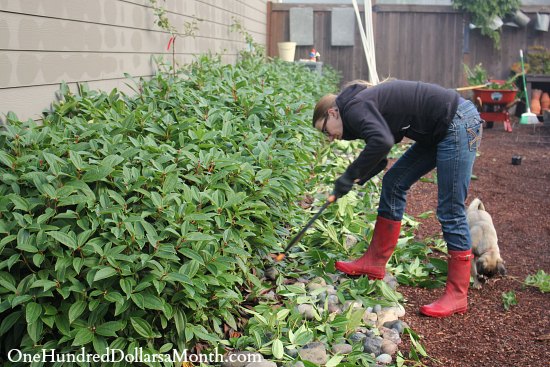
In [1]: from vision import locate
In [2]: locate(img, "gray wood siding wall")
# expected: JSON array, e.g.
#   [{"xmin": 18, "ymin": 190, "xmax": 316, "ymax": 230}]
[
  {"xmin": 0, "ymin": 0, "xmax": 267, "ymax": 123},
  {"xmin": 268, "ymin": 3, "xmax": 550, "ymax": 89}
]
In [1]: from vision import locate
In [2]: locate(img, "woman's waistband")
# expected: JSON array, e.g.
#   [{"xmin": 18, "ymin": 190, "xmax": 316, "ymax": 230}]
[{"xmin": 455, "ymin": 98, "xmax": 478, "ymax": 118}]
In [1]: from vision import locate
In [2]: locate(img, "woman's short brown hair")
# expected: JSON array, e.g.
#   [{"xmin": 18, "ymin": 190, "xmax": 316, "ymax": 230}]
[{"xmin": 312, "ymin": 94, "xmax": 337, "ymax": 127}]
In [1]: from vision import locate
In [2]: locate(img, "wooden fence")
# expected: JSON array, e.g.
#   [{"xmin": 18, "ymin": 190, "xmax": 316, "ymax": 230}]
[{"xmin": 267, "ymin": 3, "xmax": 550, "ymax": 89}]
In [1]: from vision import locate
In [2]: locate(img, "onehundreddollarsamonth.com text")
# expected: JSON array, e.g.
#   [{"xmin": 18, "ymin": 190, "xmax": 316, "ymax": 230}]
[{"xmin": 7, "ymin": 347, "xmax": 263, "ymax": 364}]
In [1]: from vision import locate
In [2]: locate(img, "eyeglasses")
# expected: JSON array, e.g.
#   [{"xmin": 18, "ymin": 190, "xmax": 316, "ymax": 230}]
[
  {"xmin": 321, "ymin": 112, "xmax": 329, "ymax": 136},
  {"xmin": 321, "ymin": 108, "xmax": 337, "ymax": 136}
]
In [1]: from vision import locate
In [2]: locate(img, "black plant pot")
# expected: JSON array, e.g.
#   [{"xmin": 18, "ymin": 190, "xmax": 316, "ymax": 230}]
[{"xmin": 515, "ymin": 100, "xmax": 526, "ymax": 117}]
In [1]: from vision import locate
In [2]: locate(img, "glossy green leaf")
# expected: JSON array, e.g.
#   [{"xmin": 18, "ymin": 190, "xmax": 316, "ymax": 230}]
[
  {"xmin": 96, "ymin": 321, "xmax": 125, "ymax": 337},
  {"xmin": 69, "ymin": 301, "xmax": 87, "ymax": 324},
  {"xmin": 272, "ymin": 339, "xmax": 284, "ymax": 359},
  {"xmin": 131, "ymin": 317, "xmax": 154, "ymax": 338},
  {"xmin": 25, "ymin": 302, "xmax": 42, "ymax": 324},
  {"xmin": 93, "ymin": 267, "xmax": 118, "ymax": 282},
  {"xmin": 72, "ymin": 327, "xmax": 94, "ymax": 346},
  {"xmin": 46, "ymin": 231, "xmax": 77, "ymax": 249}
]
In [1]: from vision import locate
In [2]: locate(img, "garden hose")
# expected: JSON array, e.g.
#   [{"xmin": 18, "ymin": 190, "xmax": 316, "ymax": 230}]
[{"xmin": 274, "ymin": 194, "xmax": 337, "ymax": 261}]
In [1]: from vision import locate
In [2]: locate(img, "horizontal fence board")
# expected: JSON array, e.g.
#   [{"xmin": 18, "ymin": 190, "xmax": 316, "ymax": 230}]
[
  {"xmin": 373, "ymin": 4, "xmax": 460, "ymax": 13},
  {"xmin": 271, "ymin": 3, "xmax": 365, "ymax": 12},
  {"xmin": 373, "ymin": 4, "xmax": 550, "ymax": 13}
]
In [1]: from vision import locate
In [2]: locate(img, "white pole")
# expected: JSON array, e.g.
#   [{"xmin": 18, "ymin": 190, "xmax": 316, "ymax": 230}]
[
  {"xmin": 352, "ymin": 0, "xmax": 379, "ymax": 84},
  {"xmin": 364, "ymin": 0, "xmax": 378, "ymax": 83}
]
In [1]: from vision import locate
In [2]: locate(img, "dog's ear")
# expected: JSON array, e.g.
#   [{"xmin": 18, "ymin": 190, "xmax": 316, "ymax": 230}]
[
  {"xmin": 476, "ymin": 260, "xmax": 484, "ymax": 275},
  {"xmin": 497, "ymin": 260, "xmax": 507, "ymax": 276}
]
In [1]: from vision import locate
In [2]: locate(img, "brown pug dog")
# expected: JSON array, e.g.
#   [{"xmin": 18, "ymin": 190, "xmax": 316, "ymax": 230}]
[{"xmin": 467, "ymin": 198, "xmax": 507, "ymax": 289}]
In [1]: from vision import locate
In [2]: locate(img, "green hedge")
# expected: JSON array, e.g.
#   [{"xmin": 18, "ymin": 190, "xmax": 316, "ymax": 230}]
[{"xmin": 0, "ymin": 53, "xmax": 340, "ymax": 365}]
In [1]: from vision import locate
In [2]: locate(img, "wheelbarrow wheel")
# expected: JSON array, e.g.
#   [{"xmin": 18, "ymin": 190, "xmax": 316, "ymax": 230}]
[{"xmin": 485, "ymin": 121, "xmax": 494, "ymax": 129}]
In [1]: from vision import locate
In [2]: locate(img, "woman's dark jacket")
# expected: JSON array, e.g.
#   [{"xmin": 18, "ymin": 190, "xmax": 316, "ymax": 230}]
[{"xmin": 336, "ymin": 80, "xmax": 460, "ymax": 183}]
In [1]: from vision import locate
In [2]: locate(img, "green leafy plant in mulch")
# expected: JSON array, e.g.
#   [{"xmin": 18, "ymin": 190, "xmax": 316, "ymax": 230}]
[
  {"xmin": 524, "ymin": 270, "xmax": 550, "ymax": 293},
  {"xmin": 396, "ymin": 328, "xmax": 434, "ymax": 367},
  {"xmin": 501, "ymin": 291, "xmax": 518, "ymax": 311}
]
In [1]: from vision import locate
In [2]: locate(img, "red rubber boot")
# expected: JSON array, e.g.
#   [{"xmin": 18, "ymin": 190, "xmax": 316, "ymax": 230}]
[
  {"xmin": 419, "ymin": 249, "xmax": 472, "ymax": 318},
  {"xmin": 335, "ymin": 216, "xmax": 401, "ymax": 279}
]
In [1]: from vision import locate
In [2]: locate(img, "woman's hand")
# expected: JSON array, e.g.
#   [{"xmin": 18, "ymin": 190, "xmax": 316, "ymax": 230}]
[{"xmin": 333, "ymin": 173, "xmax": 354, "ymax": 198}]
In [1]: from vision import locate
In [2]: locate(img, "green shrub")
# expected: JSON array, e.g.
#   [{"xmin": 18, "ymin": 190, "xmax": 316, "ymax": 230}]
[
  {"xmin": 0, "ymin": 53, "xmax": 340, "ymax": 364},
  {"xmin": 525, "ymin": 269, "xmax": 550, "ymax": 293},
  {"xmin": 502, "ymin": 291, "xmax": 518, "ymax": 311}
]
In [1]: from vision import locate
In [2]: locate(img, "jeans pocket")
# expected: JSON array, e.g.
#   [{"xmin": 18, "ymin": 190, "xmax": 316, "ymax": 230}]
[{"xmin": 465, "ymin": 119, "xmax": 482, "ymax": 151}]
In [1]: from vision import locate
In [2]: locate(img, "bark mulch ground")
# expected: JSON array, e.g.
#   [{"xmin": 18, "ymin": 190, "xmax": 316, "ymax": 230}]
[{"xmin": 399, "ymin": 120, "xmax": 550, "ymax": 367}]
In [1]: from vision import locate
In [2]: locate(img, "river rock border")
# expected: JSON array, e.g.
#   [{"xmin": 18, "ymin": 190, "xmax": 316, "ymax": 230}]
[{"xmin": 223, "ymin": 272, "xmax": 408, "ymax": 367}]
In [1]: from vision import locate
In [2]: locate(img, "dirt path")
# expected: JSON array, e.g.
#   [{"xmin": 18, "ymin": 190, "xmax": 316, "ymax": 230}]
[{"xmin": 399, "ymin": 121, "xmax": 550, "ymax": 367}]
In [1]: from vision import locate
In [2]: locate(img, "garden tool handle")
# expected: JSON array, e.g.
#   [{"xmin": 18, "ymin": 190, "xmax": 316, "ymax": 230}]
[
  {"xmin": 274, "ymin": 195, "xmax": 336, "ymax": 262},
  {"xmin": 456, "ymin": 83, "xmax": 490, "ymax": 91}
]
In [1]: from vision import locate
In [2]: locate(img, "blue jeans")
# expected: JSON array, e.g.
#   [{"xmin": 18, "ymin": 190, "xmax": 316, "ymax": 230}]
[{"xmin": 378, "ymin": 100, "xmax": 482, "ymax": 251}]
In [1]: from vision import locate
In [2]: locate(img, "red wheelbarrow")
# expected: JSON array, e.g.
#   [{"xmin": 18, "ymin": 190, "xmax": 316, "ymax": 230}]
[{"xmin": 473, "ymin": 80, "xmax": 519, "ymax": 132}]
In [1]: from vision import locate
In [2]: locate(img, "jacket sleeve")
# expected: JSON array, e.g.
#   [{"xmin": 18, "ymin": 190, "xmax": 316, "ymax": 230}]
[
  {"xmin": 342, "ymin": 100, "xmax": 394, "ymax": 182},
  {"xmin": 356, "ymin": 158, "xmax": 388, "ymax": 185}
]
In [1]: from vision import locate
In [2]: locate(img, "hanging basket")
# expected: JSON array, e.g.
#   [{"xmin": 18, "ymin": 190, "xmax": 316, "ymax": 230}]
[
  {"xmin": 513, "ymin": 10, "xmax": 531, "ymax": 27},
  {"xmin": 488, "ymin": 15, "xmax": 503, "ymax": 30},
  {"xmin": 535, "ymin": 13, "xmax": 550, "ymax": 32}
]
